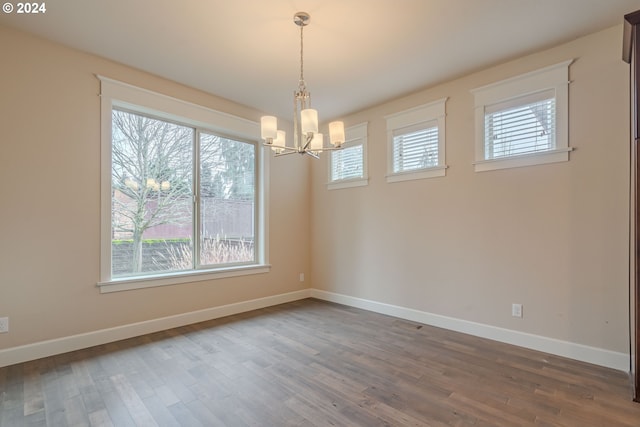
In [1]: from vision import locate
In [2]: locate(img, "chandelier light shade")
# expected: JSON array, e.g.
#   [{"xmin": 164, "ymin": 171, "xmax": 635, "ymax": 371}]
[
  {"xmin": 272, "ymin": 130, "xmax": 286, "ymax": 154},
  {"xmin": 329, "ymin": 121, "xmax": 345, "ymax": 146},
  {"xmin": 301, "ymin": 109, "xmax": 318, "ymax": 135},
  {"xmin": 260, "ymin": 12, "xmax": 345, "ymax": 158},
  {"xmin": 260, "ymin": 116, "xmax": 277, "ymax": 140}
]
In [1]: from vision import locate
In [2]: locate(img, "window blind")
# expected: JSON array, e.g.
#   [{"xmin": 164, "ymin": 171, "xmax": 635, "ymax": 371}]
[
  {"xmin": 331, "ymin": 144, "xmax": 363, "ymax": 181},
  {"xmin": 392, "ymin": 124, "xmax": 438, "ymax": 173},
  {"xmin": 485, "ymin": 91, "xmax": 556, "ymax": 160}
]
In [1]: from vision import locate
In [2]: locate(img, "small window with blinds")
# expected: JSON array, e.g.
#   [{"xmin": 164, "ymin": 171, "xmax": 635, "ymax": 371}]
[
  {"xmin": 393, "ymin": 123, "xmax": 439, "ymax": 173},
  {"xmin": 485, "ymin": 90, "xmax": 555, "ymax": 160},
  {"xmin": 327, "ymin": 122, "xmax": 368, "ymax": 190},
  {"xmin": 385, "ymin": 98, "xmax": 447, "ymax": 183},
  {"xmin": 331, "ymin": 145, "xmax": 363, "ymax": 181},
  {"xmin": 471, "ymin": 60, "xmax": 572, "ymax": 172}
]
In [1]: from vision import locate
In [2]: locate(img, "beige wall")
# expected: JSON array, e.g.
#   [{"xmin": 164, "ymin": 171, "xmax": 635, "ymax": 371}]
[
  {"xmin": 0, "ymin": 22, "xmax": 631, "ymax": 358},
  {"xmin": 0, "ymin": 25, "xmax": 310, "ymax": 349},
  {"xmin": 311, "ymin": 25, "xmax": 631, "ymax": 353}
]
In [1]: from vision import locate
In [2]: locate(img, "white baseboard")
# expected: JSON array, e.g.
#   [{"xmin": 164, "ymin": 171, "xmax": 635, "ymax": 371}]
[
  {"xmin": 310, "ymin": 289, "xmax": 630, "ymax": 372},
  {"xmin": 0, "ymin": 289, "xmax": 311, "ymax": 368},
  {"xmin": 1, "ymin": 287, "xmax": 629, "ymax": 372}
]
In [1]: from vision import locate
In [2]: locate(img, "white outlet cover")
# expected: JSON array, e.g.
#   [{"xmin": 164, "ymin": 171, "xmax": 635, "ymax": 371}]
[
  {"xmin": 512, "ymin": 304, "xmax": 523, "ymax": 318},
  {"xmin": 0, "ymin": 317, "xmax": 8, "ymax": 333}
]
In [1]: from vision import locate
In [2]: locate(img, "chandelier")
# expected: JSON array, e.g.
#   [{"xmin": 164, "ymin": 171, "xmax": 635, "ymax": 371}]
[{"xmin": 260, "ymin": 12, "xmax": 345, "ymax": 159}]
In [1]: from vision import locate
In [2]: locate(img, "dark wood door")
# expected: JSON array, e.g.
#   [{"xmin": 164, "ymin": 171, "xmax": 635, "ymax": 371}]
[{"xmin": 623, "ymin": 9, "xmax": 640, "ymax": 403}]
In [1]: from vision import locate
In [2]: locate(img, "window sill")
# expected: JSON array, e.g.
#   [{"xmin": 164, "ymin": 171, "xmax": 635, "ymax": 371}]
[
  {"xmin": 474, "ymin": 147, "xmax": 573, "ymax": 172},
  {"xmin": 386, "ymin": 165, "xmax": 447, "ymax": 183},
  {"xmin": 327, "ymin": 177, "xmax": 369, "ymax": 191},
  {"xmin": 97, "ymin": 264, "xmax": 271, "ymax": 293}
]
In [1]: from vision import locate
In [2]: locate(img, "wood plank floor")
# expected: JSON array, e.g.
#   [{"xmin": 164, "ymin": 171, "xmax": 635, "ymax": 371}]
[{"xmin": 1, "ymin": 298, "xmax": 639, "ymax": 426}]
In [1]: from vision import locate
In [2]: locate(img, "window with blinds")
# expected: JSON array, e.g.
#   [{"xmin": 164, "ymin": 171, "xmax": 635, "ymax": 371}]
[
  {"xmin": 485, "ymin": 91, "xmax": 555, "ymax": 160},
  {"xmin": 393, "ymin": 123, "xmax": 439, "ymax": 173},
  {"xmin": 331, "ymin": 144, "xmax": 363, "ymax": 181},
  {"xmin": 471, "ymin": 60, "xmax": 572, "ymax": 172},
  {"xmin": 385, "ymin": 98, "xmax": 447, "ymax": 182},
  {"xmin": 327, "ymin": 122, "xmax": 368, "ymax": 190}
]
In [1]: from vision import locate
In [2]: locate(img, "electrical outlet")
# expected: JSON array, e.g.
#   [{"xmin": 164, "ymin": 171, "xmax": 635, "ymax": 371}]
[
  {"xmin": 299, "ymin": 273, "xmax": 305, "ymax": 282},
  {"xmin": 512, "ymin": 304, "xmax": 523, "ymax": 318},
  {"xmin": 0, "ymin": 317, "xmax": 8, "ymax": 333}
]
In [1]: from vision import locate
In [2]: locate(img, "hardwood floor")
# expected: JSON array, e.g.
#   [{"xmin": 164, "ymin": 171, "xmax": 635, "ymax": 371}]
[{"xmin": 1, "ymin": 298, "xmax": 639, "ymax": 426}]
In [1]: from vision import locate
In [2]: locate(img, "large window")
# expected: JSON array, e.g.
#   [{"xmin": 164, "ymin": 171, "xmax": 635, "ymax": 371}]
[
  {"xmin": 99, "ymin": 77, "xmax": 268, "ymax": 292},
  {"xmin": 385, "ymin": 98, "xmax": 447, "ymax": 183},
  {"xmin": 471, "ymin": 60, "xmax": 573, "ymax": 172},
  {"xmin": 327, "ymin": 123, "xmax": 368, "ymax": 190}
]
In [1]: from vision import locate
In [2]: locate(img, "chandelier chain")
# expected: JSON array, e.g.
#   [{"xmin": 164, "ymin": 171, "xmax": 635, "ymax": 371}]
[{"xmin": 299, "ymin": 23, "xmax": 305, "ymax": 90}]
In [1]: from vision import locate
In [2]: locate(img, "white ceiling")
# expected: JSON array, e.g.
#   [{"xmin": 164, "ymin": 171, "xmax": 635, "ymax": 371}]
[{"xmin": 1, "ymin": 0, "xmax": 639, "ymax": 121}]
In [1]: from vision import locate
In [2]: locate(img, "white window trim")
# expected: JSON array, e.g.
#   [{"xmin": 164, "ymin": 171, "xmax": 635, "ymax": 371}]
[
  {"xmin": 385, "ymin": 98, "xmax": 448, "ymax": 183},
  {"xmin": 97, "ymin": 75, "xmax": 270, "ymax": 293},
  {"xmin": 471, "ymin": 60, "xmax": 573, "ymax": 172},
  {"xmin": 327, "ymin": 122, "xmax": 369, "ymax": 190}
]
